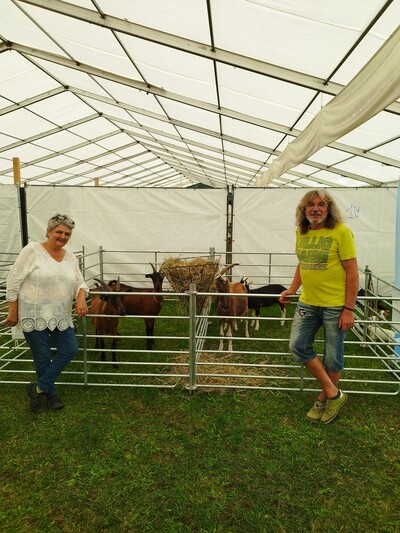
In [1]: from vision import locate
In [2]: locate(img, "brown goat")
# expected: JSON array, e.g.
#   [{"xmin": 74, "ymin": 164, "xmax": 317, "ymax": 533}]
[
  {"xmin": 90, "ymin": 277, "xmax": 126, "ymax": 367},
  {"xmin": 215, "ymin": 263, "xmax": 249, "ymax": 352},
  {"xmin": 108, "ymin": 263, "xmax": 164, "ymax": 350}
]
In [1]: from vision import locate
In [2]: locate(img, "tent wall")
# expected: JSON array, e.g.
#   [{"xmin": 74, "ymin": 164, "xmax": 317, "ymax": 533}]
[
  {"xmin": 25, "ymin": 186, "xmax": 228, "ymax": 280},
  {"xmin": 234, "ymin": 188, "xmax": 396, "ymax": 286},
  {"xmin": 0, "ymin": 185, "xmax": 22, "ymax": 282},
  {"xmin": 1, "ymin": 185, "xmax": 396, "ymax": 286},
  {"xmin": 0, "ymin": 185, "xmax": 22, "ymax": 253}
]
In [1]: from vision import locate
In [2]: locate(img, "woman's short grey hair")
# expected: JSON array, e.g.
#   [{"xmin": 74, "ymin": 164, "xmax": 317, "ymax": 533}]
[{"xmin": 47, "ymin": 213, "xmax": 75, "ymax": 232}]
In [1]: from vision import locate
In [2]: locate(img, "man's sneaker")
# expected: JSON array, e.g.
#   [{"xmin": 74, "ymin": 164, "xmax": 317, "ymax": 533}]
[
  {"xmin": 26, "ymin": 382, "xmax": 45, "ymax": 413},
  {"xmin": 306, "ymin": 399, "xmax": 326, "ymax": 421},
  {"xmin": 47, "ymin": 394, "xmax": 64, "ymax": 411},
  {"xmin": 320, "ymin": 390, "xmax": 348, "ymax": 424}
]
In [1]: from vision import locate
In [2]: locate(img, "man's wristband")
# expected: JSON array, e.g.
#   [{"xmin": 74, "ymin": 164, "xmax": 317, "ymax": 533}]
[{"xmin": 343, "ymin": 306, "xmax": 354, "ymax": 312}]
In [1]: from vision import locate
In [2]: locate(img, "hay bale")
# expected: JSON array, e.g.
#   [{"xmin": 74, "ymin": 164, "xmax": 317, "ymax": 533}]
[
  {"xmin": 169, "ymin": 352, "xmax": 291, "ymax": 390},
  {"xmin": 161, "ymin": 256, "xmax": 220, "ymax": 313}
]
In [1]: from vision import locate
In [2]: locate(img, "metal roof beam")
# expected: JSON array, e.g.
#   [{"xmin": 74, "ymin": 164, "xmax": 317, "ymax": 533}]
[
  {"xmin": 0, "ymin": 86, "xmax": 66, "ymax": 116},
  {"xmin": 107, "ymin": 114, "xmax": 381, "ymax": 186},
  {"xmin": 71, "ymin": 86, "xmax": 400, "ymax": 170},
  {"xmin": 6, "ymin": 47, "xmax": 399, "ymax": 171},
  {"xmin": 0, "ymin": 114, "xmax": 100, "ymax": 154},
  {"xmin": 16, "ymin": 0, "xmax": 400, "ymax": 115}
]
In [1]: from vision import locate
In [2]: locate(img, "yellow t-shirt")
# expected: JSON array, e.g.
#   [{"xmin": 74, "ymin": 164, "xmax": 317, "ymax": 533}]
[{"xmin": 296, "ymin": 224, "xmax": 357, "ymax": 307}]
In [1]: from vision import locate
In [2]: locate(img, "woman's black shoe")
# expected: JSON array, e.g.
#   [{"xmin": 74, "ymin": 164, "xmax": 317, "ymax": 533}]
[
  {"xmin": 26, "ymin": 382, "xmax": 44, "ymax": 413},
  {"xmin": 47, "ymin": 394, "xmax": 64, "ymax": 410}
]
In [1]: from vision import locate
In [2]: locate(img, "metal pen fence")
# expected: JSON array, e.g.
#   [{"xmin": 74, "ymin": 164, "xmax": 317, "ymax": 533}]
[{"xmin": 0, "ymin": 250, "xmax": 399, "ymax": 396}]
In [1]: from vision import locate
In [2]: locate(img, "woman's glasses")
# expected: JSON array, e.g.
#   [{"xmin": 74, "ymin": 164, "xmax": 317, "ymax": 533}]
[{"xmin": 52, "ymin": 214, "xmax": 75, "ymax": 227}]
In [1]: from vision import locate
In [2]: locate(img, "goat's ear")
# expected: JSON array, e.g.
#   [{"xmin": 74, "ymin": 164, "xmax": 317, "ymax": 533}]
[{"xmin": 145, "ymin": 273, "xmax": 150, "ymax": 278}]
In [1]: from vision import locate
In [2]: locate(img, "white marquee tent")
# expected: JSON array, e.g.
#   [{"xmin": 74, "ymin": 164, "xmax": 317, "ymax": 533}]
[
  {"xmin": 1, "ymin": 0, "xmax": 400, "ymax": 189},
  {"xmin": 1, "ymin": 1, "xmax": 400, "ymax": 290}
]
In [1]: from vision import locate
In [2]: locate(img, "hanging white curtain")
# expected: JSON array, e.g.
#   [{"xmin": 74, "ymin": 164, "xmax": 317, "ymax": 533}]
[{"xmin": 256, "ymin": 26, "xmax": 400, "ymax": 186}]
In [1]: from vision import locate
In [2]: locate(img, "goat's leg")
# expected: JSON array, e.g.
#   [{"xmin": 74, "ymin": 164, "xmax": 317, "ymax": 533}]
[
  {"xmin": 219, "ymin": 321, "xmax": 225, "ymax": 351},
  {"xmin": 100, "ymin": 338, "xmax": 106, "ymax": 362},
  {"xmin": 95, "ymin": 330, "xmax": 106, "ymax": 362},
  {"xmin": 145, "ymin": 318, "xmax": 155, "ymax": 350},
  {"xmin": 226, "ymin": 322, "xmax": 233, "ymax": 353},
  {"xmin": 280, "ymin": 306, "xmax": 287, "ymax": 327},
  {"xmin": 244, "ymin": 317, "xmax": 249, "ymax": 338},
  {"xmin": 111, "ymin": 335, "xmax": 119, "ymax": 369},
  {"xmin": 250, "ymin": 309, "xmax": 256, "ymax": 329},
  {"xmin": 254, "ymin": 311, "xmax": 260, "ymax": 332}
]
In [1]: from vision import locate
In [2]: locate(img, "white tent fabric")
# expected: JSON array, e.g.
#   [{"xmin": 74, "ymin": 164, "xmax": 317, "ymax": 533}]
[
  {"xmin": 10, "ymin": 185, "xmax": 393, "ymax": 287},
  {"xmin": 0, "ymin": 1, "xmax": 399, "ymax": 189},
  {"xmin": 0, "ymin": 185, "xmax": 21, "ymax": 253},
  {"xmin": 233, "ymin": 187, "xmax": 396, "ymax": 286},
  {"xmin": 257, "ymin": 26, "xmax": 400, "ymax": 186},
  {"xmin": 25, "ymin": 186, "xmax": 228, "ymax": 280}
]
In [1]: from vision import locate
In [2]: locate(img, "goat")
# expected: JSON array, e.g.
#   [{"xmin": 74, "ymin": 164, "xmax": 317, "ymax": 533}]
[
  {"xmin": 356, "ymin": 288, "xmax": 389, "ymax": 315},
  {"xmin": 90, "ymin": 277, "xmax": 126, "ymax": 367},
  {"xmin": 241, "ymin": 279, "xmax": 287, "ymax": 330},
  {"xmin": 367, "ymin": 311, "xmax": 394, "ymax": 343},
  {"xmin": 108, "ymin": 263, "xmax": 164, "ymax": 350},
  {"xmin": 215, "ymin": 263, "xmax": 249, "ymax": 352}
]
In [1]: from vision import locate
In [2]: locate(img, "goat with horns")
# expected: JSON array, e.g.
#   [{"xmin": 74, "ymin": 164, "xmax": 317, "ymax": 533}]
[
  {"xmin": 215, "ymin": 263, "xmax": 249, "ymax": 352},
  {"xmin": 90, "ymin": 276, "xmax": 126, "ymax": 367},
  {"xmin": 108, "ymin": 263, "xmax": 164, "ymax": 350}
]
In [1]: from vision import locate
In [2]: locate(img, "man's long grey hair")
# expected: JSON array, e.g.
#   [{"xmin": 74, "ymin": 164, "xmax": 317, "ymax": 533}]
[{"xmin": 295, "ymin": 190, "xmax": 344, "ymax": 235}]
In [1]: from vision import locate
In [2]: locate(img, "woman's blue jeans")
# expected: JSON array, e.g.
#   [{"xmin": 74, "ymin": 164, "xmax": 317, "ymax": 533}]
[
  {"xmin": 23, "ymin": 327, "xmax": 78, "ymax": 396},
  {"xmin": 289, "ymin": 302, "xmax": 345, "ymax": 372}
]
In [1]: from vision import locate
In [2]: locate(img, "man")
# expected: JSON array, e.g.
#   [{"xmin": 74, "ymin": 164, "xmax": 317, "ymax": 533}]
[{"xmin": 280, "ymin": 190, "xmax": 358, "ymax": 423}]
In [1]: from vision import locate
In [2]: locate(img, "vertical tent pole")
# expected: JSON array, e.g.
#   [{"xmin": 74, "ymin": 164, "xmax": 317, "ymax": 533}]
[
  {"xmin": 13, "ymin": 157, "xmax": 21, "ymax": 184},
  {"xmin": 395, "ymin": 179, "xmax": 400, "ymax": 357}
]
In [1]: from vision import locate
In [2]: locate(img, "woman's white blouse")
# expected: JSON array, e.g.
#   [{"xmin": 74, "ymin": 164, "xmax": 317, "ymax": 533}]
[{"xmin": 6, "ymin": 242, "xmax": 89, "ymax": 332}]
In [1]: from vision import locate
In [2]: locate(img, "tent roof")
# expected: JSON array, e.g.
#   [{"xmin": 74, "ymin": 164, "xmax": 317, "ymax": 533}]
[{"xmin": 0, "ymin": 0, "xmax": 399, "ymax": 189}]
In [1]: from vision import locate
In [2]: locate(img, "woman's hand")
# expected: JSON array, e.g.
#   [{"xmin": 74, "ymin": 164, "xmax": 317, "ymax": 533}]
[
  {"xmin": 4, "ymin": 301, "xmax": 18, "ymax": 327},
  {"xmin": 4, "ymin": 311, "xmax": 18, "ymax": 327},
  {"xmin": 75, "ymin": 290, "xmax": 88, "ymax": 318}
]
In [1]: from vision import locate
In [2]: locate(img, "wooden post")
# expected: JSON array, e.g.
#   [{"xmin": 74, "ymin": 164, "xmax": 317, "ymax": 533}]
[
  {"xmin": 13, "ymin": 157, "xmax": 21, "ymax": 184},
  {"xmin": 94, "ymin": 178, "xmax": 100, "ymax": 187}
]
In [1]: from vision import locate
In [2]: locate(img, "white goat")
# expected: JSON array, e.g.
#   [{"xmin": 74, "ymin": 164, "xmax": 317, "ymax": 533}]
[{"xmin": 367, "ymin": 312, "xmax": 394, "ymax": 343}]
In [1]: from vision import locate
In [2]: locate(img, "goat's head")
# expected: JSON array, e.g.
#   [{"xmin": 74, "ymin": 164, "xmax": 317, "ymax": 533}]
[
  {"xmin": 145, "ymin": 263, "xmax": 164, "ymax": 290},
  {"xmin": 240, "ymin": 277, "xmax": 251, "ymax": 293},
  {"xmin": 94, "ymin": 277, "xmax": 126, "ymax": 315},
  {"xmin": 215, "ymin": 275, "xmax": 229, "ymax": 293},
  {"xmin": 94, "ymin": 278, "xmax": 110, "ymax": 300},
  {"xmin": 215, "ymin": 263, "xmax": 239, "ymax": 281}
]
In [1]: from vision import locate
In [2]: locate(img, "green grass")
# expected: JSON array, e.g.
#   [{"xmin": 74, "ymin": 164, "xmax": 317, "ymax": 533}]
[
  {"xmin": 0, "ymin": 384, "xmax": 399, "ymax": 533},
  {"xmin": 1, "ymin": 298, "xmax": 399, "ymax": 532}
]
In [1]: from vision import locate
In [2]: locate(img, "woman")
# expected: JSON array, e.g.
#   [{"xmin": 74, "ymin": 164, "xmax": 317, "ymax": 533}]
[{"xmin": 5, "ymin": 214, "xmax": 89, "ymax": 413}]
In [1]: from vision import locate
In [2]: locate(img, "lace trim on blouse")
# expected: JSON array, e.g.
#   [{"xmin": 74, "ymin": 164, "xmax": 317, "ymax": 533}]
[
  {"xmin": 6, "ymin": 288, "xmax": 19, "ymax": 302},
  {"xmin": 20, "ymin": 317, "xmax": 73, "ymax": 332}
]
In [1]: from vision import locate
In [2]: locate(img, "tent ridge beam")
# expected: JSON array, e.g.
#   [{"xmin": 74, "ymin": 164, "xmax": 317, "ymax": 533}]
[
  {"xmin": 15, "ymin": 0, "xmax": 400, "ymax": 114},
  {"xmin": 7, "ymin": 45, "xmax": 399, "ymax": 171},
  {"xmin": 70, "ymin": 85, "xmax": 400, "ymax": 170}
]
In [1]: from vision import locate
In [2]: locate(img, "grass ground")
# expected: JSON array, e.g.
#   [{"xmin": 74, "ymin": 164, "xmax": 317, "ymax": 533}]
[
  {"xmin": 1, "ymin": 298, "xmax": 399, "ymax": 532},
  {"xmin": 0, "ymin": 384, "xmax": 399, "ymax": 533}
]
